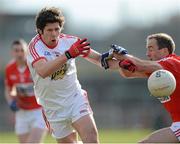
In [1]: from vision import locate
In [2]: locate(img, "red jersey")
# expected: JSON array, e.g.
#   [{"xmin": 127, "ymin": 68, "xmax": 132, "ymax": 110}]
[
  {"xmin": 158, "ymin": 54, "xmax": 180, "ymax": 122},
  {"xmin": 5, "ymin": 60, "xmax": 41, "ymax": 110}
]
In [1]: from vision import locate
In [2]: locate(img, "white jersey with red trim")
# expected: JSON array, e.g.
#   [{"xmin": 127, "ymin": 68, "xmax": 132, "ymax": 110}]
[{"xmin": 26, "ymin": 34, "xmax": 82, "ymax": 110}]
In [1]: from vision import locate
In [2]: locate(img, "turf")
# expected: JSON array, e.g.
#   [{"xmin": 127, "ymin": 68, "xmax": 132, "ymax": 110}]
[{"xmin": 0, "ymin": 129, "xmax": 151, "ymax": 143}]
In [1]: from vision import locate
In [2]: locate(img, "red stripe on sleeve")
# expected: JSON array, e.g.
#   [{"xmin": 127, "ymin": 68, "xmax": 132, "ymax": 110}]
[
  {"xmin": 29, "ymin": 36, "xmax": 41, "ymax": 60},
  {"xmin": 32, "ymin": 57, "xmax": 47, "ymax": 67}
]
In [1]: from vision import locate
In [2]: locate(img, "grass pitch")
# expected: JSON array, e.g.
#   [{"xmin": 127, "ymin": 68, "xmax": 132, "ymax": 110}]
[{"xmin": 0, "ymin": 129, "xmax": 151, "ymax": 143}]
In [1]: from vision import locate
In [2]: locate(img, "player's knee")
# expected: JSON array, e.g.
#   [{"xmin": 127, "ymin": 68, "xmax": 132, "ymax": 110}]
[
  {"xmin": 90, "ymin": 129, "xmax": 98, "ymax": 141},
  {"xmin": 82, "ymin": 127, "xmax": 99, "ymax": 143}
]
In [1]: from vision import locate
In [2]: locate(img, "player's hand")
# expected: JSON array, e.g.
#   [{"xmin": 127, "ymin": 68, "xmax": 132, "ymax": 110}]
[
  {"xmin": 9, "ymin": 100, "xmax": 19, "ymax": 112},
  {"xmin": 111, "ymin": 44, "xmax": 128, "ymax": 55},
  {"xmin": 119, "ymin": 59, "xmax": 136, "ymax": 72},
  {"xmin": 65, "ymin": 38, "xmax": 91, "ymax": 59},
  {"xmin": 101, "ymin": 50, "xmax": 113, "ymax": 69}
]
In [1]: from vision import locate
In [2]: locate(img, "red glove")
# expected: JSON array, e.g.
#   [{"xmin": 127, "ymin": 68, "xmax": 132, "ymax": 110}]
[
  {"xmin": 65, "ymin": 38, "xmax": 91, "ymax": 59},
  {"xmin": 119, "ymin": 59, "xmax": 137, "ymax": 72}
]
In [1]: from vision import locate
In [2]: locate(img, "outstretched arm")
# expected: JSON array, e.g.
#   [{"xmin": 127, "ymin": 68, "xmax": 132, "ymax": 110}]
[
  {"xmin": 113, "ymin": 53, "xmax": 163, "ymax": 73},
  {"xmin": 83, "ymin": 48, "xmax": 120, "ymax": 70},
  {"xmin": 111, "ymin": 50, "xmax": 163, "ymax": 78},
  {"xmin": 83, "ymin": 49, "xmax": 102, "ymax": 67},
  {"xmin": 83, "ymin": 44, "xmax": 163, "ymax": 77},
  {"xmin": 4, "ymin": 80, "xmax": 19, "ymax": 112},
  {"xmin": 108, "ymin": 58, "xmax": 149, "ymax": 78},
  {"xmin": 84, "ymin": 48, "xmax": 125, "ymax": 70},
  {"xmin": 84, "ymin": 44, "xmax": 129, "ymax": 69}
]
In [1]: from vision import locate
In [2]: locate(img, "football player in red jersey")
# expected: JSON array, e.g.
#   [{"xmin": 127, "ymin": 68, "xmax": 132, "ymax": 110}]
[
  {"xmin": 103, "ymin": 33, "xmax": 180, "ymax": 143},
  {"xmin": 4, "ymin": 39, "xmax": 47, "ymax": 143}
]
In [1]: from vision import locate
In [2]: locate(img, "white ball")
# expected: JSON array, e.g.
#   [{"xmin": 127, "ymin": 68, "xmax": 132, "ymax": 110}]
[{"xmin": 148, "ymin": 69, "xmax": 176, "ymax": 97}]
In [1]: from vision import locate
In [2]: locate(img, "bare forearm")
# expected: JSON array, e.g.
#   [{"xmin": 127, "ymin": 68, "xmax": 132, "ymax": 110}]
[
  {"xmin": 85, "ymin": 49, "xmax": 102, "ymax": 67},
  {"xmin": 113, "ymin": 53, "xmax": 162, "ymax": 77},
  {"xmin": 108, "ymin": 58, "xmax": 148, "ymax": 77},
  {"xmin": 5, "ymin": 87, "xmax": 13, "ymax": 104},
  {"xmin": 34, "ymin": 55, "xmax": 68, "ymax": 78},
  {"xmin": 125, "ymin": 55, "xmax": 162, "ymax": 73}
]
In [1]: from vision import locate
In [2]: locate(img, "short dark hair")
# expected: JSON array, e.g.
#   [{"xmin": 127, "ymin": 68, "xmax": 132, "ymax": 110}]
[
  {"xmin": 147, "ymin": 33, "xmax": 175, "ymax": 54},
  {"xmin": 12, "ymin": 39, "xmax": 27, "ymax": 47},
  {"xmin": 11, "ymin": 39, "xmax": 27, "ymax": 52},
  {"xmin": 35, "ymin": 7, "xmax": 65, "ymax": 33}
]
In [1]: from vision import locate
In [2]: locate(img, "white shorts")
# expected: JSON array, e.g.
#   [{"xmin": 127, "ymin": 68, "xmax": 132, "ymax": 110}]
[
  {"xmin": 170, "ymin": 122, "xmax": 180, "ymax": 141},
  {"xmin": 43, "ymin": 90, "xmax": 93, "ymax": 139},
  {"xmin": 15, "ymin": 108, "xmax": 47, "ymax": 135}
]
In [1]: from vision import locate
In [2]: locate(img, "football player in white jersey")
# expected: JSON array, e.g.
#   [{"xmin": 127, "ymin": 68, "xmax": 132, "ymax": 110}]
[{"xmin": 26, "ymin": 7, "xmax": 110, "ymax": 144}]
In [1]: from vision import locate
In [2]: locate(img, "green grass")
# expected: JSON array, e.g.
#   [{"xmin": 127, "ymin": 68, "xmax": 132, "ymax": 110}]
[{"xmin": 0, "ymin": 129, "xmax": 151, "ymax": 143}]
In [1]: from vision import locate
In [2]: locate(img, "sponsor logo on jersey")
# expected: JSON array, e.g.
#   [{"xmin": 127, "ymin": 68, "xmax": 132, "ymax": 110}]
[
  {"xmin": 52, "ymin": 51, "xmax": 61, "ymax": 57},
  {"xmin": 44, "ymin": 51, "xmax": 51, "ymax": 56},
  {"xmin": 51, "ymin": 64, "xmax": 68, "ymax": 80},
  {"xmin": 16, "ymin": 83, "xmax": 34, "ymax": 97}
]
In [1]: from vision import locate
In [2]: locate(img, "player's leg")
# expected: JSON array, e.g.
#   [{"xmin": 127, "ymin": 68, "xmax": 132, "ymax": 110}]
[
  {"xmin": 17, "ymin": 133, "xmax": 30, "ymax": 143},
  {"xmin": 170, "ymin": 122, "xmax": 180, "ymax": 142},
  {"xmin": 72, "ymin": 114, "xmax": 99, "ymax": 143},
  {"xmin": 50, "ymin": 120, "xmax": 78, "ymax": 143},
  {"xmin": 139, "ymin": 127, "xmax": 179, "ymax": 143},
  {"xmin": 56, "ymin": 132, "xmax": 78, "ymax": 143},
  {"xmin": 15, "ymin": 111, "xmax": 30, "ymax": 143},
  {"xmin": 26, "ymin": 128, "xmax": 47, "ymax": 143},
  {"xmin": 42, "ymin": 106, "xmax": 79, "ymax": 143},
  {"xmin": 43, "ymin": 110, "xmax": 78, "ymax": 143},
  {"xmin": 26, "ymin": 108, "xmax": 47, "ymax": 143},
  {"xmin": 71, "ymin": 90, "xmax": 99, "ymax": 143}
]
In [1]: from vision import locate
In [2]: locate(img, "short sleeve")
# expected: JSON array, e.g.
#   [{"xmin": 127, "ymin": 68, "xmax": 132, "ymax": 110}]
[
  {"xmin": 27, "ymin": 40, "xmax": 47, "ymax": 67},
  {"xmin": 158, "ymin": 58, "xmax": 177, "ymax": 73}
]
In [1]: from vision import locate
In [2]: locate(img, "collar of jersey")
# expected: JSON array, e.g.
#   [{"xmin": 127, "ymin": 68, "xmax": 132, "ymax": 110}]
[
  {"xmin": 165, "ymin": 54, "xmax": 176, "ymax": 58},
  {"xmin": 40, "ymin": 35, "xmax": 59, "ymax": 49}
]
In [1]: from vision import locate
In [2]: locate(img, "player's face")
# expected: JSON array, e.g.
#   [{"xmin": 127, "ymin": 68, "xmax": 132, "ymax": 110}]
[
  {"xmin": 12, "ymin": 44, "xmax": 26, "ymax": 62},
  {"xmin": 146, "ymin": 38, "xmax": 164, "ymax": 61},
  {"xmin": 40, "ymin": 22, "xmax": 61, "ymax": 47}
]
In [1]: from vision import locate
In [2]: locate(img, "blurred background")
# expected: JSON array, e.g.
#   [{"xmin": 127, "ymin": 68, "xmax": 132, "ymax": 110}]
[{"xmin": 0, "ymin": 0, "xmax": 180, "ymax": 142}]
